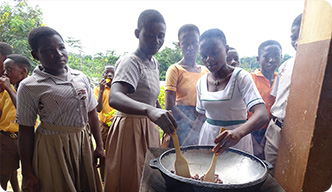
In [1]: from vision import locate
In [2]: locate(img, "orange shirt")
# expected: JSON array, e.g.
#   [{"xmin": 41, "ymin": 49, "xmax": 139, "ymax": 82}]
[
  {"xmin": 248, "ymin": 69, "xmax": 277, "ymax": 129},
  {"xmin": 165, "ymin": 64, "xmax": 209, "ymax": 106}
]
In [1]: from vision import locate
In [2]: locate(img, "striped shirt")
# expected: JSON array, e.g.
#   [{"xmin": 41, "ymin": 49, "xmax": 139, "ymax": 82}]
[
  {"xmin": 112, "ymin": 53, "xmax": 160, "ymax": 106},
  {"xmin": 16, "ymin": 66, "xmax": 97, "ymax": 127}
]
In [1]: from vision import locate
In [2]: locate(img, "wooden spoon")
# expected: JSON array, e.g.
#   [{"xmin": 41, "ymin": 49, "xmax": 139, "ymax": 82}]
[
  {"xmin": 171, "ymin": 131, "xmax": 191, "ymax": 178},
  {"xmin": 204, "ymin": 127, "xmax": 226, "ymax": 182}
]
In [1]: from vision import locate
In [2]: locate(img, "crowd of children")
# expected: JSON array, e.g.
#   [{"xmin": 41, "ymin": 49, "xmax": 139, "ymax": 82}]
[{"xmin": 0, "ymin": 8, "xmax": 302, "ymax": 192}]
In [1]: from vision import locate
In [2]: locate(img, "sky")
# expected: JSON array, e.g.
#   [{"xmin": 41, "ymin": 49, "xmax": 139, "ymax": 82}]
[{"xmin": 23, "ymin": 0, "xmax": 306, "ymax": 58}]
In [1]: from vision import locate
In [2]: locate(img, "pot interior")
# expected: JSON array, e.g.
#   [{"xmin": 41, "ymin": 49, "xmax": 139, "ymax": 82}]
[{"xmin": 160, "ymin": 146, "xmax": 266, "ymax": 185}]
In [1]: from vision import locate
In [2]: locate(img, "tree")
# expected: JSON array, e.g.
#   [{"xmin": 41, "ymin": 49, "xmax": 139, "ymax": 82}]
[
  {"xmin": 155, "ymin": 42, "xmax": 183, "ymax": 80},
  {"xmin": 240, "ymin": 54, "xmax": 293, "ymax": 72},
  {"xmin": 66, "ymin": 37, "xmax": 84, "ymax": 70},
  {"xmin": 0, "ymin": 0, "xmax": 43, "ymax": 70},
  {"xmin": 240, "ymin": 56, "xmax": 259, "ymax": 71},
  {"xmin": 281, "ymin": 54, "xmax": 291, "ymax": 65}
]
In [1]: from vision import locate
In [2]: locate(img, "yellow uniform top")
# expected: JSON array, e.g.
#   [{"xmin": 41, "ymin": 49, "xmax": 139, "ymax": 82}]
[
  {"xmin": 0, "ymin": 85, "xmax": 18, "ymax": 133},
  {"xmin": 93, "ymin": 86, "xmax": 114, "ymax": 124}
]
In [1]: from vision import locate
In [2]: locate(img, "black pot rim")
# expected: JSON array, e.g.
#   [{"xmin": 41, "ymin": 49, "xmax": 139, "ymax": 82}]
[{"xmin": 155, "ymin": 145, "xmax": 268, "ymax": 189}]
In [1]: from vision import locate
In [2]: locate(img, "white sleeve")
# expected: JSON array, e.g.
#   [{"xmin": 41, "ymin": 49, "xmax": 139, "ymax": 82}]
[{"xmin": 237, "ymin": 70, "xmax": 265, "ymax": 112}]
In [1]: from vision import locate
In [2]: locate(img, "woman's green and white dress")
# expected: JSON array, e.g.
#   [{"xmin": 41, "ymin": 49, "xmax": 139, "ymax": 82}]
[{"xmin": 196, "ymin": 67, "xmax": 264, "ymax": 154}]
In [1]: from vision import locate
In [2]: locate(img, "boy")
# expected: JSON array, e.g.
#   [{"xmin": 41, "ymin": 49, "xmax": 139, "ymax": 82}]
[
  {"xmin": 264, "ymin": 14, "xmax": 302, "ymax": 175},
  {"xmin": 17, "ymin": 26, "xmax": 104, "ymax": 192},
  {"xmin": 93, "ymin": 64, "xmax": 115, "ymax": 180},
  {"xmin": 226, "ymin": 47, "xmax": 240, "ymax": 67},
  {"xmin": 0, "ymin": 54, "xmax": 31, "ymax": 192},
  {"xmin": 248, "ymin": 40, "xmax": 282, "ymax": 159}
]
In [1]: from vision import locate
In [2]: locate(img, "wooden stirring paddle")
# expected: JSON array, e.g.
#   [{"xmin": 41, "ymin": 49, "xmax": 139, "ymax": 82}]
[
  {"xmin": 171, "ymin": 131, "xmax": 191, "ymax": 178},
  {"xmin": 204, "ymin": 127, "xmax": 226, "ymax": 182}
]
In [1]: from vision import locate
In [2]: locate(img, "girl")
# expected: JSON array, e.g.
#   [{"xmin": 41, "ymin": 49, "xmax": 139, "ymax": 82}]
[
  {"xmin": 104, "ymin": 9, "xmax": 176, "ymax": 192},
  {"xmin": 17, "ymin": 26, "xmax": 104, "ymax": 192},
  {"xmin": 165, "ymin": 24, "xmax": 209, "ymax": 147},
  {"xmin": 189, "ymin": 28, "xmax": 269, "ymax": 155}
]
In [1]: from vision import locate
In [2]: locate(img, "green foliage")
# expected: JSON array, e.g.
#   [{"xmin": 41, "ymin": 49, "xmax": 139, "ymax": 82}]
[
  {"xmin": 280, "ymin": 54, "xmax": 291, "ymax": 65},
  {"xmin": 0, "ymin": 0, "xmax": 43, "ymax": 71},
  {"xmin": 240, "ymin": 54, "xmax": 293, "ymax": 72},
  {"xmin": 155, "ymin": 42, "xmax": 203, "ymax": 81},
  {"xmin": 155, "ymin": 42, "xmax": 182, "ymax": 81},
  {"xmin": 158, "ymin": 85, "xmax": 165, "ymax": 109},
  {"xmin": 106, "ymin": 109, "xmax": 117, "ymax": 126},
  {"xmin": 66, "ymin": 36, "xmax": 122, "ymax": 85},
  {"xmin": 157, "ymin": 85, "xmax": 166, "ymax": 138},
  {"xmin": 67, "ymin": 51, "xmax": 121, "ymax": 84},
  {"xmin": 240, "ymin": 56, "xmax": 259, "ymax": 71}
]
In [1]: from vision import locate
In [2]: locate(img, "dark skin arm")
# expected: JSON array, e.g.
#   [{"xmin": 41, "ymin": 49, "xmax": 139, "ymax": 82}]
[
  {"xmin": 109, "ymin": 82, "xmax": 177, "ymax": 134},
  {"xmin": 0, "ymin": 76, "xmax": 17, "ymax": 108},
  {"xmin": 96, "ymin": 79, "xmax": 107, "ymax": 112},
  {"xmin": 213, "ymin": 103, "xmax": 269, "ymax": 155},
  {"xmin": 19, "ymin": 125, "xmax": 39, "ymax": 192},
  {"xmin": 165, "ymin": 90, "xmax": 193, "ymax": 125},
  {"xmin": 88, "ymin": 109, "xmax": 105, "ymax": 167}
]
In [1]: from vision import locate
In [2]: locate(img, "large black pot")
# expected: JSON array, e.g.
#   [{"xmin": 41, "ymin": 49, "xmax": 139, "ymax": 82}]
[{"xmin": 150, "ymin": 145, "xmax": 268, "ymax": 192}]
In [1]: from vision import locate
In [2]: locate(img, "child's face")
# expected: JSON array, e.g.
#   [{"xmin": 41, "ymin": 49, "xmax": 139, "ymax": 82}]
[
  {"xmin": 32, "ymin": 34, "xmax": 68, "ymax": 74},
  {"xmin": 3, "ymin": 58, "xmax": 26, "ymax": 84},
  {"xmin": 226, "ymin": 50, "xmax": 240, "ymax": 67},
  {"xmin": 178, "ymin": 31, "xmax": 199, "ymax": 61},
  {"xmin": 103, "ymin": 66, "xmax": 114, "ymax": 85},
  {"xmin": 291, "ymin": 25, "xmax": 300, "ymax": 51},
  {"xmin": 258, "ymin": 45, "xmax": 281, "ymax": 73},
  {"xmin": 200, "ymin": 38, "xmax": 229, "ymax": 73},
  {"xmin": 136, "ymin": 22, "xmax": 166, "ymax": 56}
]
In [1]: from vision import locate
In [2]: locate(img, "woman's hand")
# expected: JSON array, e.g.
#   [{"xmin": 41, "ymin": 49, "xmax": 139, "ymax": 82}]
[
  {"xmin": 212, "ymin": 129, "xmax": 242, "ymax": 156},
  {"xmin": 147, "ymin": 108, "xmax": 177, "ymax": 135},
  {"xmin": 94, "ymin": 146, "xmax": 105, "ymax": 168},
  {"xmin": 22, "ymin": 174, "xmax": 39, "ymax": 192}
]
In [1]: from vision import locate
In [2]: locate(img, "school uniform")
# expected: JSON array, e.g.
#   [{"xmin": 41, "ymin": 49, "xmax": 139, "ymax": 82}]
[
  {"xmin": 264, "ymin": 58, "xmax": 295, "ymax": 169},
  {"xmin": 196, "ymin": 67, "xmax": 264, "ymax": 154},
  {"xmin": 248, "ymin": 69, "xmax": 277, "ymax": 158},
  {"xmin": 0, "ymin": 87, "xmax": 19, "ymax": 182},
  {"xmin": 165, "ymin": 64, "xmax": 209, "ymax": 146},
  {"xmin": 93, "ymin": 86, "xmax": 114, "ymax": 147},
  {"xmin": 16, "ymin": 66, "xmax": 102, "ymax": 192},
  {"xmin": 104, "ymin": 53, "xmax": 160, "ymax": 192}
]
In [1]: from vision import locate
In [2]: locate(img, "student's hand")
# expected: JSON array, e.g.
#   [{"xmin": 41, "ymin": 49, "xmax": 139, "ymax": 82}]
[
  {"xmin": 147, "ymin": 108, "xmax": 177, "ymax": 135},
  {"xmin": 93, "ymin": 146, "xmax": 105, "ymax": 168},
  {"xmin": 99, "ymin": 79, "xmax": 107, "ymax": 91},
  {"xmin": 212, "ymin": 129, "xmax": 242, "ymax": 156},
  {"xmin": 22, "ymin": 174, "xmax": 39, "ymax": 192},
  {"xmin": 0, "ymin": 76, "xmax": 11, "ymax": 91}
]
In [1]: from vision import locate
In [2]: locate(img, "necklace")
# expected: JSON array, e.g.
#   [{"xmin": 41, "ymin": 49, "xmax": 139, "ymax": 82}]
[{"xmin": 211, "ymin": 72, "xmax": 232, "ymax": 87}]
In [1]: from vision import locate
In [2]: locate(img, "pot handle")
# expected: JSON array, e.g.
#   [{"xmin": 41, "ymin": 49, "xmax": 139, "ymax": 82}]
[
  {"xmin": 149, "ymin": 158, "xmax": 160, "ymax": 169},
  {"xmin": 263, "ymin": 160, "xmax": 273, "ymax": 170}
]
